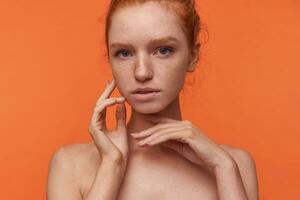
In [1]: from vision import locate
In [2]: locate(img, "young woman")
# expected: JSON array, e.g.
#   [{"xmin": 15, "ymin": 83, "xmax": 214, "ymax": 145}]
[{"xmin": 46, "ymin": 1, "xmax": 259, "ymax": 200}]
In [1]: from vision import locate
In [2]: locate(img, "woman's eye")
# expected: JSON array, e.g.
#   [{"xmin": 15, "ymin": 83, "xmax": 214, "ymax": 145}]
[
  {"xmin": 155, "ymin": 47, "xmax": 173, "ymax": 56},
  {"xmin": 115, "ymin": 50, "xmax": 131, "ymax": 58},
  {"xmin": 114, "ymin": 47, "xmax": 173, "ymax": 58}
]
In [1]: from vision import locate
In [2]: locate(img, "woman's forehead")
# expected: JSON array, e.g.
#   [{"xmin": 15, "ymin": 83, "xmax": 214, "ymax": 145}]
[{"xmin": 108, "ymin": 2, "xmax": 185, "ymax": 42}]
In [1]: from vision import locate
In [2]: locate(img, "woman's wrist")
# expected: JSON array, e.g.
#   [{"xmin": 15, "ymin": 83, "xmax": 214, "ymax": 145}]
[
  {"xmin": 101, "ymin": 157, "xmax": 128, "ymax": 176},
  {"xmin": 101, "ymin": 152, "xmax": 128, "ymax": 166},
  {"xmin": 213, "ymin": 149, "xmax": 237, "ymax": 174},
  {"xmin": 83, "ymin": 156, "xmax": 128, "ymax": 200}
]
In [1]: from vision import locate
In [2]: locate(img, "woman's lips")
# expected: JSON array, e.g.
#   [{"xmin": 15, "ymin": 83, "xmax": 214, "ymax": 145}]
[{"xmin": 131, "ymin": 91, "xmax": 160, "ymax": 101}]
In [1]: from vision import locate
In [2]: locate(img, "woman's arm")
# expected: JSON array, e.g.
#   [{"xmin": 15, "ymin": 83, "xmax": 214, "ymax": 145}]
[
  {"xmin": 214, "ymin": 152, "xmax": 249, "ymax": 200},
  {"xmin": 83, "ymin": 78, "xmax": 129, "ymax": 200},
  {"xmin": 47, "ymin": 146, "xmax": 127, "ymax": 200},
  {"xmin": 83, "ymin": 157, "xmax": 127, "ymax": 200},
  {"xmin": 216, "ymin": 145, "xmax": 259, "ymax": 200}
]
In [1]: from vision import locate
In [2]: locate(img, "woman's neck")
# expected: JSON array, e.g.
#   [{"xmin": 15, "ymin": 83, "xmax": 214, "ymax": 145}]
[{"xmin": 126, "ymin": 95, "xmax": 182, "ymax": 154}]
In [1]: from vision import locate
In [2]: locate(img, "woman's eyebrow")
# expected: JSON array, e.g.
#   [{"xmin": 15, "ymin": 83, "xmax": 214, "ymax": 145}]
[
  {"xmin": 110, "ymin": 36, "xmax": 179, "ymax": 49},
  {"xmin": 148, "ymin": 36, "xmax": 179, "ymax": 45}
]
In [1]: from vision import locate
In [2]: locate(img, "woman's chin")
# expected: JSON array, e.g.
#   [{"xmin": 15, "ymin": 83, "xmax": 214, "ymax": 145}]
[{"xmin": 131, "ymin": 102, "xmax": 164, "ymax": 114}]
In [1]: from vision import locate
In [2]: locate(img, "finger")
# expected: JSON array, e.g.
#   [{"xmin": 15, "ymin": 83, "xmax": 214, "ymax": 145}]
[
  {"xmin": 97, "ymin": 78, "xmax": 116, "ymax": 103},
  {"xmin": 141, "ymin": 114, "xmax": 179, "ymax": 124},
  {"xmin": 137, "ymin": 127, "xmax": 187, "ymax": 146},
  {"xmin": 115, "ymin": 101, "xmax": 127, "ymax": 132},
  {"xmin": 93, "ymin": 97, "xmax": 124, "ymax": 131},
  {"xmin": 88, "ymin": 120, "xmax": 116, "ymax": 155},
  {"xmin": 131, "ymin": 122, "xmax": 181, "ymax": 138}
]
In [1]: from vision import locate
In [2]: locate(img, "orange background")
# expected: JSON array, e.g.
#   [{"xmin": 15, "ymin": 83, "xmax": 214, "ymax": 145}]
[{"xmin": 1, "ymin": 0, "xmax": 299, "ymax": 199}]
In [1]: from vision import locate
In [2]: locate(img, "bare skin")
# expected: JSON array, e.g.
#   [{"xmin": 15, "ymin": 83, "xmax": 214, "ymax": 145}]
[
  {"xmin": 46, "ymin": 80, "xmax": 258, "ymax": 200},
  {"xmin": 47, "ymin": 138, "xmax": 258, "ymax": 200},
  {"xmin": 46, "ymin": 2, "xmax": 259, "ymax": 200},
  {"xmin": 74, "ymin": 141, "xmax": 219, "ymax": 200}
]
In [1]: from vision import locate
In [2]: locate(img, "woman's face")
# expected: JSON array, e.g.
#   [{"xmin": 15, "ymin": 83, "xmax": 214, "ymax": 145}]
[{"xmin": 108, "ymin": 1, "xmax": 196, "ymax": 113}]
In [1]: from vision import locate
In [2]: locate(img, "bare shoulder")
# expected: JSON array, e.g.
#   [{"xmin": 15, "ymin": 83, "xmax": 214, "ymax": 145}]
[
  {"xmin": 51, "ymin": 142, "xmax": 101, "ymax": 174},
  {"xmin": 219, "ymin": 144, "xmax": 259, "ymax": 200},
  {"xmin": 47, "ymin": 142, "xmax": 99, "ymax": 199},
  {"xmin": 50, "ymin": 142, "xmax": 95, "ymax": 164},
  {"xmin": 219, "ymin": 144, "xmax": 256, "ymax": 165}
]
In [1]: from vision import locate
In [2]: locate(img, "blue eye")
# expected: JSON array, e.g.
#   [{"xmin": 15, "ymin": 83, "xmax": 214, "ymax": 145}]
[
  {"xmin": 115, "ymin": 50, "xmax": 130, "ymax": 58},
  {"xmin": 156, "ymin": 47, "xmax": 173, "ymax": 56},
  {"xmin": 114, "ymin": 46, "xmax": 174, "ymax": 58}
]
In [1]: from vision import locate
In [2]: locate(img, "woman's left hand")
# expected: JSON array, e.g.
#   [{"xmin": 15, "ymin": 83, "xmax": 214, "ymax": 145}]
[{"xmin": 130, "ymin": 114, "xmax": 233, "ymax": 174}]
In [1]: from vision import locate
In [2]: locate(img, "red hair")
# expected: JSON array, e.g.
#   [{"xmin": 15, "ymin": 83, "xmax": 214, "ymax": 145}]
[{"xmin": 104, "ymin": 0, "xmax": 205, "ymax": 62}]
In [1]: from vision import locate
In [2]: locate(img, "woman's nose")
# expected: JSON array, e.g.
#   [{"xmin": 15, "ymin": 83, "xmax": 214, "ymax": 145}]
[{"xmin": 134, "ymin": 55, "xmax": 153, "ymax": 82}]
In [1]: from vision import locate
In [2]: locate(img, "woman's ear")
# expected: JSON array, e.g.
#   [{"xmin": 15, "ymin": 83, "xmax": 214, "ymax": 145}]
[{"xmin": 187, "ymin": 43, "xmax": 200, "ymax": 73}]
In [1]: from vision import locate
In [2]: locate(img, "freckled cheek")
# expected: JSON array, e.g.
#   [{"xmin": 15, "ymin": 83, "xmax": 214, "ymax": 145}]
[
  {"xmin": 111, "ymin": 64, "xmax": 129, "ymax": 79},
  {"xmin": 111, "ymin": 68, "xmax": 132, "ymax": 96},
  {"xmin": 167, "ymin": 67, "xmax": 186, "ymax": 93},
  {"xmin": 164, "ymin": 63, "xmax": 187, "ymax": 82},
  {"xmin": 167, "ymin": 74, "xmax": 185, "ymax": 92},
  {"xmin": 158, "ymin": 70, "xmax": 185, "ymax": 98}
]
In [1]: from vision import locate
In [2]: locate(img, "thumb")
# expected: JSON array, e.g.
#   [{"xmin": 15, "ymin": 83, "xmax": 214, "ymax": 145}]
[{"xmin": 116, "ymin": 102, "xmax": 127, "ymax": 131}]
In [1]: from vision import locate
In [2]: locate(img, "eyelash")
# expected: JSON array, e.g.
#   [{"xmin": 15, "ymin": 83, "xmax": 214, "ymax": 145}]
[{"xmin": 114, "ymin": 46, "xmax": 174, "ymax": 58}]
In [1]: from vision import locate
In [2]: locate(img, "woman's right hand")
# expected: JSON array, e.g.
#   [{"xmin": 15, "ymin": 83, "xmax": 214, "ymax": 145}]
[{"xmin": 88, "ymin": 78, "xmax": 129, "ymax": 168}]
